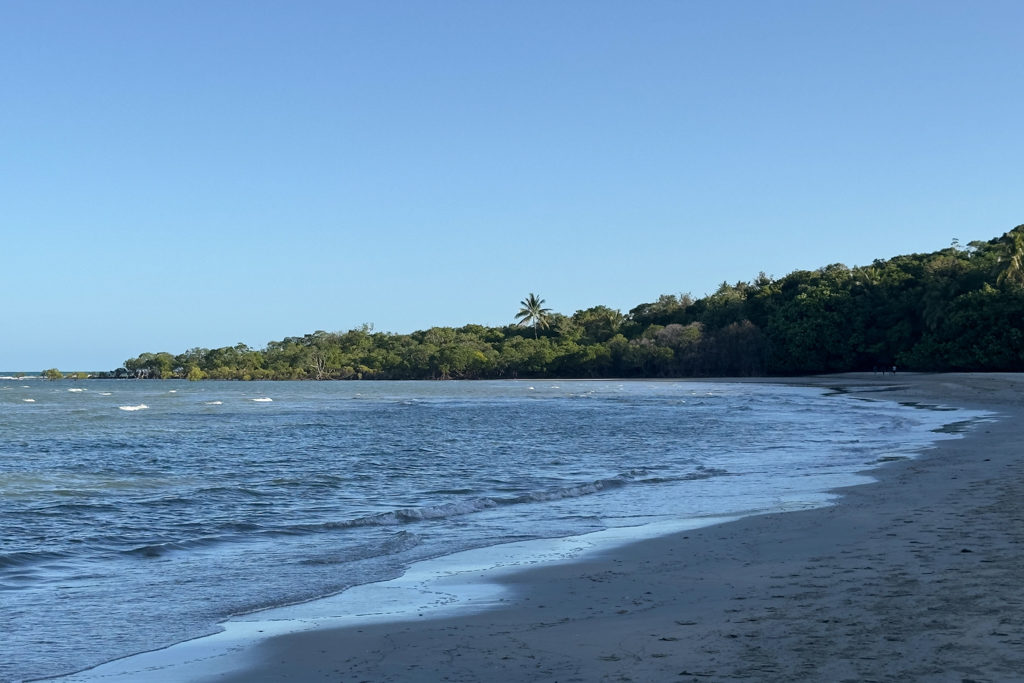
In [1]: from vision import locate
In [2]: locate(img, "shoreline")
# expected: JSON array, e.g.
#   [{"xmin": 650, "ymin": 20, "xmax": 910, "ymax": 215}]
[{"xmin": 57, "ymin": 373, "xmax": 1024, "ymax": 682}]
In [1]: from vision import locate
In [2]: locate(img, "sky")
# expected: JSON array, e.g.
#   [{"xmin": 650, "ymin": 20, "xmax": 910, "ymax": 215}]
[{"xmin": 1, "ymin": 1, "xmax": 1022, "ymax": 370}]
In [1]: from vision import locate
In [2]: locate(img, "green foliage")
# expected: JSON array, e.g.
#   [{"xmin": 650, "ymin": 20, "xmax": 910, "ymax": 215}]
[
  {"xmin": 43, "ymin": 368, "xmax": 63, "ymax": 380},
  {"xmin": 114, "ymin": 225, "xmax": 1024, "ymax": 379},
  {"xmin": 572, "ymin": 305, "xmax": 624, "ymax": 344},
  {"xmin": 996, "ymin": 226, "xmax": 1024, "ymax": 288}
]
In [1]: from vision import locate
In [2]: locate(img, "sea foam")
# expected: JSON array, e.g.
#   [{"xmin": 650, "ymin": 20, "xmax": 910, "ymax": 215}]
[{"xmin": 118, "ymin": 404, "xmax": 149, "ymax": 412}]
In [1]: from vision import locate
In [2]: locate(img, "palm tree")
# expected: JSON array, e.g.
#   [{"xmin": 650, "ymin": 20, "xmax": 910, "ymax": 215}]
[{"xmin": 514, "ymin": 293, "xmax": 552, "ymax": 338}]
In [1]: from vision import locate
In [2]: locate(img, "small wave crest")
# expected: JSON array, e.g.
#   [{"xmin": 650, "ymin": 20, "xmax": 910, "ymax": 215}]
[
  {"xmin": 300, "ymin": 530, "xmax": 422, "ymax": 566},
  {"xmin": 123, "ymin": 542, "xmax": 183, "ymax": 558},
  {"xmin": 251, "ymin": 397, "xmax": 273, "ymax": 402},
  {"xmin": 122, "ymin": 534, "xmax": 239, "ymax": 559},
  {"xmin": 311, "ymin": 498, "xmax": 501, "ymax": 532},
  {"xmin": 118, "ymin": 404, "xmax": 149, "ymax": 412},
  {"xmin": 502, "ymin": 477, "xmax": 627, "ymax": 504},
  {"xmin": 275, "ymin": 468, "xmax": 726, "ymax": 537},
  {"xmin": 0, "ymin": 549, "xmax": 75, "ymax": 570}
]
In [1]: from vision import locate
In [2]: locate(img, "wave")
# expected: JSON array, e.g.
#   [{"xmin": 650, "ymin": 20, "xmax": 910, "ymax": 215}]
[
  {"xmin": 502, "ymin": 477, "xmax": 627, "ymax": 504},
  {"xmin": 22, "ymin": 398, "xmax": 35, "ymax": 403},
  {"xmin": 35, "ymin": 501, "xmax": 123, "ymax": 516},
  {"xmin": 118, "ymin": 404, "xmax": 149, "ymax": 412},
  {"xmin": 251, "ymin": 397, "xmax": 273, "ymax": 402},
  {"xmin": 194, "ymin": 485, "xmax": 267, "ymax": 499},
  {"xmin": 274, "ymin": 467, "xmax": 732, "ymax": 536},
  {"xmin": 67, "ymin": 388, "xmax": 86, "ymax": 393},
  {"xmin": 6, "ymin": 468, "xmax": 734, "ymax": 574},
  {"xmin": 299, "ymin": 530, "xmax": 422, "ymax": 566},
  {"xmin": 122, "ymin": 534, "xmax": 237, "ymax": 559},
  {"xmin": 204, "ymin": 401, "xmax": 223, "ymax": 405},
  {"xmin": 0, "ymin": 549, "xmax": 76, "ymax": 570},
  {"xmin": 123, "ymin": 542, "xmax": 180, "ymax": 558}
]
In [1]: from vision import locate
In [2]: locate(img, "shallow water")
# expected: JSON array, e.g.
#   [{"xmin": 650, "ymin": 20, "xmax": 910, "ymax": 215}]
[{"xmin": 0, "ymin": 379, "xmax": 975, "ymax": 681}]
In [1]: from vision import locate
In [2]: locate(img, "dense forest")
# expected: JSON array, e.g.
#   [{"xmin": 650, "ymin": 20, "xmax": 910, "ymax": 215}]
[{"xmin": 105, "ymin": 226, "xmax": 1024, "ymax": 380}]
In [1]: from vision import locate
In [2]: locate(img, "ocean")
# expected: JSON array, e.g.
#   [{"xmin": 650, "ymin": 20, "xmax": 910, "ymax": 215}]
[{"xmin": 0, "ymin": 378, "xmax": 978, "ymax": 681}]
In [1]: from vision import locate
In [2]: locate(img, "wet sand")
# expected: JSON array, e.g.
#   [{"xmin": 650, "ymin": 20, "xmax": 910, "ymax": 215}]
[{"xmin": 209, "ymin": 373, "xmax": 1024, "ymax": 682}]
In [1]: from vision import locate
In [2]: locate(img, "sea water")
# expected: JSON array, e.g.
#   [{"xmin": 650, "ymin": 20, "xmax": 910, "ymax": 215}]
[{"xmin": 0, "ymin": 379, "xmax": 979, "ymax": 681}]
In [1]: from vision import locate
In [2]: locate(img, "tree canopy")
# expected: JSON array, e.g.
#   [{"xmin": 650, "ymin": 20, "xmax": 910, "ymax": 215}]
[{"xmin": 113, "ymin": 225, "xmax": 1024, "ymax": 380}]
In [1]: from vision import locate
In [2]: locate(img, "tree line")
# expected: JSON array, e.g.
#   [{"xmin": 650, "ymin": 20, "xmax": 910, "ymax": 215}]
[{"xmin": 105, "ymin": 225, "xmax": 1024, "ymax": 380}]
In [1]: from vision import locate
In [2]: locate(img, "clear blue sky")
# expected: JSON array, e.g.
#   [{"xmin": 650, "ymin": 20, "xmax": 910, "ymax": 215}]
[{"xmin": 2, "ymin": 1, "xmax": 1021, "ymax": 370}]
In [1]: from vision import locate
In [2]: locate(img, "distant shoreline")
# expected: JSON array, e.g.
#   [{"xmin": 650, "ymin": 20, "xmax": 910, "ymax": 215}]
[{"xmin": 10, "ymin": 369, "xmax": 919, "ymax": 382}]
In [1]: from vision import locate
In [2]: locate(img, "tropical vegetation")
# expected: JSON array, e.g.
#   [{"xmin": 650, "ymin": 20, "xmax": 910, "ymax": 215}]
[
  {"xmin": 514, "ymin": 293, "xmax": 552, "ymax": 338},
  {"xmin": 108, "ymin": 225, "xmax": 1024, "ymax": 380}
]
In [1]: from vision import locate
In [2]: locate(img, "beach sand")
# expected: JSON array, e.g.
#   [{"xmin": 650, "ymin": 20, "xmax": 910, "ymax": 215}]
[{"xmin": 208, "ymin": 373, "xmax": 1024, "ymax": 683}]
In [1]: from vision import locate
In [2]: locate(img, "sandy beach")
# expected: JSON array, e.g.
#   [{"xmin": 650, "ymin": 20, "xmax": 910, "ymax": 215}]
[{"xmin": 202, "ymin": 373, "xmax": 1024, "ymax": 683}]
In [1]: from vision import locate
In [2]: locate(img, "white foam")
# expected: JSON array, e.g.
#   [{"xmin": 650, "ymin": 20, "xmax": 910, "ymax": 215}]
[
  {"xmin": 204, "ymin": 401, "xmax": 223, "ymax": 406},
  {"xmin": 68, "ymin": 388, "xmax": 86, "ymax": 393},
  {"xmin": 168, "ymin": 390, "xmax": 177, "ymax": 393},
  {"xmin": 118, "ymin": 404, "xmax": 149, "ymax": 412},
  {"xmin": 250, "ymin": 398, "xmax": 273, "ymax": 402},
  {"xmin": 99, "ymin": 392, "xmax": 113, "ymax": 396},
  {"xmin": 22, "ymin": 398, "xmax": 35, "ymax": 403}
]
